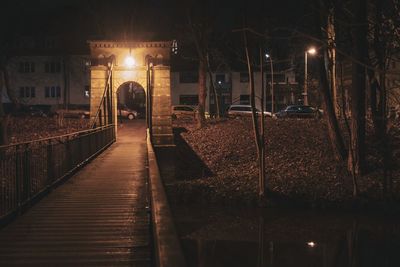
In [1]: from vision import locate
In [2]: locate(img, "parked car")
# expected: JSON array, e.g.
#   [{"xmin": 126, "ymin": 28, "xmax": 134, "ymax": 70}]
[
  {"xmin": 273, "ymin": 105, "xmax": 319, "ymax": 119},
  {"xmin": 118, "ymin": 105, "xmax": 138, "ymax": 120},
  {"xmin": 227, "ymin": 104, "xmax": 272, "ymax": 118},
  {"xmin": 171, "ymin": 105, "xmax": 197, "ymax": 119},
  {"xmin": 12, "ymin": 105, "xmax": 49, "ymax": 117},
  {"xmin": 54, "ymin": 109, "xmax": 89, "ymax": 119}
]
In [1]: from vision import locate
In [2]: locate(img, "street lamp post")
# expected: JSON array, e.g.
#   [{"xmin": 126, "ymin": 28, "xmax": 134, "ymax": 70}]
[
  {"xmin": 304, "ymin": 47, "xmax": 316, "ymax": 106},
  {"xmin": 265, "ymin": 54, "xmax": 274, "ymax": 113}
]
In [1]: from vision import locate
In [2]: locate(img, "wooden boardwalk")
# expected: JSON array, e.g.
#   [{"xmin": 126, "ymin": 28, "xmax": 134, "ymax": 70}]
[{"xmin": 0, "ymin": 120, "xmax": 152, "ymax": 266}]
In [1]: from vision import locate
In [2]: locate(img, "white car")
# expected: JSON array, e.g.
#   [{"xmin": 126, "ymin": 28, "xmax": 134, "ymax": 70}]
[
  {"xmin": 227, "ymin": 105, "xmax": 272, "ymax": 118},
  {"xmin": 118, "ymin": 105, "xmax": 138, "ymax": 120}
]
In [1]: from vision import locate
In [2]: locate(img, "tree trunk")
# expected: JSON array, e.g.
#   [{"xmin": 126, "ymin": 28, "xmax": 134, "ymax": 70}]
[
  {"xmin": 243, "ymin": 30, "xmax": 266, "ymax": 204},
  {"xmin": 317, "ymin": 52, "xmax": 347, "ymax": 161},
  {"xmin": 327, "ymin": 8, "xmax": 339, "ymax": 117},
  {"xmin": 315, "ymin": 1, "xmax": 347, "ymax": 161},
  {"xmin": 197, "ymin": 59, "xmax": 206, "ymax": 128},
  {"xmin": 349, "ymin": 0, "xmax": 367, "ymax": 181},
  {"xmin": 206, "ymin": 54, "xmax": 220, "ymax": 119}
]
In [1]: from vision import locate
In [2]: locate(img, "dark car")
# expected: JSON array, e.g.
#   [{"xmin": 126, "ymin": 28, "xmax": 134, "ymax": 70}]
[
  {"xmin": 273, "ymin": 105, "xmax": 318, "ymax": 118},
  {"xmin": 12, "ymin": 105, "xmax": 48, "ymax": 117},
  {"xmin": 171, "ymin": 105, "xmax": 197, "ymax": 119}
]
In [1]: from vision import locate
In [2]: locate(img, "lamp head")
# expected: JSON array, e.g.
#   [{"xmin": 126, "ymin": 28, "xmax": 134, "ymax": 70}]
[{"xmin": 124, "ymin": 56, "xmax": 135, "ymax": 68}]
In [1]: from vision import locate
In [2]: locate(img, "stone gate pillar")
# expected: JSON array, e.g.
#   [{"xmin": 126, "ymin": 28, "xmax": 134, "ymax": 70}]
[{"xmin": 151, "ymin": 66, "xmax": 173, "ymax": 146}]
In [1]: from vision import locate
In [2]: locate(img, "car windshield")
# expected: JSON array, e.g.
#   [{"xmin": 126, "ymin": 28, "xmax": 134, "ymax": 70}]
[{"xmin": 299, "ymin": 106, "xmax": 314, "ymax": 112}]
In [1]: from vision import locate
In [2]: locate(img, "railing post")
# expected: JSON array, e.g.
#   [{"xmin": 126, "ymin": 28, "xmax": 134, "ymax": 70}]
[
  {"xmin": 15, "ymin": 145, "xmax": 21, "ymax": 209},
  {"xmin": 99, "ymin": 109, "xmax": 103, "ymax": 127},
  {"xmin": 22, "ymin": 144, "xmax": 30, "ymax": 201},
  {"xmin": 47, "ymin": 140, "xmax": 53, "ymax": 185},
  {"xmin": 66, "ymin": 136, "xmax": 72, "ymax": 173}
]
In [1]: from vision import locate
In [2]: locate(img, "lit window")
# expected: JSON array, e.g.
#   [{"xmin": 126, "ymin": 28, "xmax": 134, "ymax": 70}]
[
  {"xmin": 172, "ymin": 40, "xmax": 178, "ymax": 55},
  {"xmin": 216, "ymin": 74, "xmax": 225, "ymax": 84},
  {"xmin": 84, "ymin": 86, "xmax": 90, "ymax": 97}
]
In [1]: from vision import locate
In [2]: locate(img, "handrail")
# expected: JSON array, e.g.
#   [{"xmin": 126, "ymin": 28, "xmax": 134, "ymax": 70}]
[
  {"xmin": 0, "ymin": 125, "xmax": 116, "ymax": 224},
  {"xmin": 0, "ymin": 125, "xmax": 113, "ymax": 149}
]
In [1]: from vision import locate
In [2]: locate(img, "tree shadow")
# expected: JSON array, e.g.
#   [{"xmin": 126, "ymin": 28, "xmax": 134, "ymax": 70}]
[{"xmin": 155, "ymin": 127, "xmax": 213, "ymax": 183}]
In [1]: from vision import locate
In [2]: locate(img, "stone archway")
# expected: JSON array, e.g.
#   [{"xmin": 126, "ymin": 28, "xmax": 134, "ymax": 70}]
[{"xmin": 88, "ymin": 40, "xmax": 173, "ymax": 146}]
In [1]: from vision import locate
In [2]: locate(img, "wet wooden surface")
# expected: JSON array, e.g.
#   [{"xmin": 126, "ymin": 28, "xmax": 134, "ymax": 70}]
[{"xmin": 0, "ymin": 120, "xmax": 151, "ymax": 266}]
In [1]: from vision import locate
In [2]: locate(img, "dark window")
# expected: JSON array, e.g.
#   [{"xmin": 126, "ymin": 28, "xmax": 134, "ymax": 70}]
[
  {"xmin": 19, "ymin": 87, "xmax": 24, "ymax": 98},
  {"xmin": 179, "ymin": 71, "xmax": 198, "ymax": 83},
  {"xmin": 25, "ymin": 87, "xmax": 30, "ymax": 97},
  {"xmin": 45, "ymin": 62, "xmax": 61, "ymax": 73},
  {"xmin": 240, "ymin": 72, "xmax": 249, "ymax": 83},
  {"xmin": 19, "ymin": 62, "xmax": 35, "ymax": 73},
  {"xmin": 240, "ymin": 94, "xmax": 250, "ymax": 104},
  {"xmin": 174, "ymin": 106, "xmax": 194, "ymax": 111},
  {"xmin": 45, "ymin": 86, "xmax": 61, "ymax": 98},
  {"xmin": 179, "ymin": 95, "xmax": 198, "ymax": 105},
  {"xmin": 56, "ymin": 86, "xmax": 61, "ymax": 97},
  {"xmin": 19, "ymin": 86, "xmax": 35, "ymax": 98}
]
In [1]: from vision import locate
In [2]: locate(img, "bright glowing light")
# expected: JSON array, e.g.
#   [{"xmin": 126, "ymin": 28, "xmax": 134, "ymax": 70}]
[
  {"xmin": 265, "ymin": 53, "xmax": 270, "ymax": 59},
  {"xmin": 124, "ymin": 56, "xmax": 135, "ymax": 68},
  {"xmin": 218, "ymin": 80, "xmax": 222, "ymax": 85},
  {"xmin": 307, "ymin": 48, "xmax": 316, "ymax": 55},
  {"xmin": 307, "ymin": 241, "xmax": 316, "ymax": 248}
]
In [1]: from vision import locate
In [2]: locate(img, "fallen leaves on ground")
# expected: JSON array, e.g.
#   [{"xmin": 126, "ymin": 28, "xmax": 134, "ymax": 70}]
[
  {"xmin": 8, "ymin": 117, "xmax": 90, "ymax": 144},
  {"xmin": 168, "ymin": 117, "xmax": 400, "ymax": 207}
]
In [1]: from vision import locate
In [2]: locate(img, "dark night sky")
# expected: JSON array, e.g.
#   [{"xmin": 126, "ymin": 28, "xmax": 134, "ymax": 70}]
[
  {"xmin": 1, "ymin": 0, "xmax": 315, "ymax": 67},
  {"xmin": 2, "ymin": 0, "xmax": 312, "ymax": 38}
]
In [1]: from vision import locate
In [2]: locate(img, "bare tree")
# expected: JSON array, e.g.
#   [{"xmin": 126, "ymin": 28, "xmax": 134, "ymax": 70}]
[
  {"xmin": 243, "ymin": 29, "xmax": 267, "ymax": 205},
  {"xmin": 315, "ymin": 0, "xmax": 347, "ymax": 162},
  {"xmin": 348, "ymin": 0, "xmax": 368, "ymax": 183}
]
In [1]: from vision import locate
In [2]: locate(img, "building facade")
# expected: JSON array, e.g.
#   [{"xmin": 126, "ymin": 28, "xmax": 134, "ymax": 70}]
[{"xmin": 6, "ymin": 55, "xmax": 91, "ymax": 110}]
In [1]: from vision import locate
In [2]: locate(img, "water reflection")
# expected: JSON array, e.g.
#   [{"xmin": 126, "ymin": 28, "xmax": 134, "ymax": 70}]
[
  {"xmin": 172, "ymin": 206, "xmax": 400, "ymax": 267},
  {"xmin": 155, "ymin": 146, "xmax": 400, "ymax": 267}
]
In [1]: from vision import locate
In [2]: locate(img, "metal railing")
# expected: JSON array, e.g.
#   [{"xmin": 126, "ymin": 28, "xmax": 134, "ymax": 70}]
[{"xmin": 0, "ymin": 125, "xmax": 115, "ymax": 222}]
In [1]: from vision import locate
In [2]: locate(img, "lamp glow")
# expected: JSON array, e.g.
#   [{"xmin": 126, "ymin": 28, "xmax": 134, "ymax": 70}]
[
  {"xmin": 307, "ymin": 241, "xmax": 316, "ymax": 248},
  {"xmin": 307, "ymin": 48, "xmax": 316, "ymax": 55},
  {"xmin": 125, "ymin": 56, "xmax": 135, "ymax": 68}
]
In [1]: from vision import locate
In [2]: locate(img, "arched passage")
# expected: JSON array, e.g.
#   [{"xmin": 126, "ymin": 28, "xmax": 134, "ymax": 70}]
[{"xmin": 116, "ymin": 81, "xmax": 146, "ymax": 122}]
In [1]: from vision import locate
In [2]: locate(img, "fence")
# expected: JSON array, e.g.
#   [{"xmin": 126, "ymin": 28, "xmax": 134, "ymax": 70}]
[{"xmin": 0, "ymin": 125, "xmax": 115, "ymax": 222}]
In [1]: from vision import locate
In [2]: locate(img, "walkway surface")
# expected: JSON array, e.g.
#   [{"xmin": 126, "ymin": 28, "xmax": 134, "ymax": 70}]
[{"xmin": 0, "ymin": 120, "xmax": 152, "ymax": 266}]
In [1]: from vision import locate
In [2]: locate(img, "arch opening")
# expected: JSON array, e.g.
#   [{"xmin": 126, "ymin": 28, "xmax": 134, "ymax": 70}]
[{"xmin": 116, "ymin": 81, "xmax": 146, "ymax": 123}]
